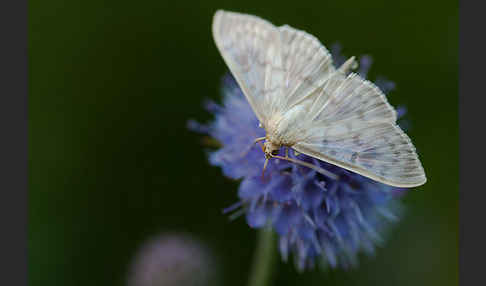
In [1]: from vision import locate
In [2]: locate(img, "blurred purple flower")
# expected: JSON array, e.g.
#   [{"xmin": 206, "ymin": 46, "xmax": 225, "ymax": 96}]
[
  {"xmin": 189, "ymin": 45, "xmax": 407, "ymax": 271},
  {"xmin": 127, "ymin": 233, "xmax": 219, "ymax": 286}
]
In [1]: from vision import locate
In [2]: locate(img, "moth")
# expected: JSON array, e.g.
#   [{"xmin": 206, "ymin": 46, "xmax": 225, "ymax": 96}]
[{"xmin": 212, "ymin": 10, "xmax": 426, "ymax": 188}]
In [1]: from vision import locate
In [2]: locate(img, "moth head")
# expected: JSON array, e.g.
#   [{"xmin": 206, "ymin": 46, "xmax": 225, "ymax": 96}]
[{"xmin": 263, "ymin": 141, "xmax": 280, "ymax": 159}]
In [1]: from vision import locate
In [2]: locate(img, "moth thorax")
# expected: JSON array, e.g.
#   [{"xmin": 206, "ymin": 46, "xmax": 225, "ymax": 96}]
[
  {"xmin": 264, "ymin": 141, "xmax": 280, "ymax": 159},
  {"xmin": 265, "ymin": 105, "xmax": 306, "ymax": 146}
]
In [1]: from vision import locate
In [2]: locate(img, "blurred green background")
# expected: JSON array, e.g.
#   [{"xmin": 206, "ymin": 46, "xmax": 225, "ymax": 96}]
[{"xmin": 29, "ymin": 0, "xmax": 458, "ymax": 285}]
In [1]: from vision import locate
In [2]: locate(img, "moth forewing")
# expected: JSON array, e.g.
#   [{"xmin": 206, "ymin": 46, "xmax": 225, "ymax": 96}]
[{"xmin": 212, "ymin": 10, "xmax": 278, "ymax": 123}]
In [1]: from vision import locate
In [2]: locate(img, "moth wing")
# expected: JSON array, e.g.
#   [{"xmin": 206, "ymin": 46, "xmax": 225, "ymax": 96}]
[
  {"xmin": 276, "ymin": 25, "xmax": 336, "ymax": 112},
  {"xmin": 293, "ymin": 73, "xmax": 426, "ymax": 187},
  {"xmin": 212, "ymin": 10, "xmax": 282, "ymax": 123},
  {"xmin": 212, "ymin": 11, "xmax": 338, "ymax": 123}
]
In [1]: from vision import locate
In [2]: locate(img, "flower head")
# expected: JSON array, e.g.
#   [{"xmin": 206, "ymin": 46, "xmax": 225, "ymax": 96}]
[
  {"xmin": 126, "ymin": 232, "xmax": 219, "ymax": 286},
  {"xmin": 189, "ymin": 46, "xmax": 407, "ymax": 271}
]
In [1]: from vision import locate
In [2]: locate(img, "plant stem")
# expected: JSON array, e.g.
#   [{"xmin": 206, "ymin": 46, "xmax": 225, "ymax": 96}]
[{"xmin": 247, "ymin": 227, "xmax": 277, "ymax": 286}]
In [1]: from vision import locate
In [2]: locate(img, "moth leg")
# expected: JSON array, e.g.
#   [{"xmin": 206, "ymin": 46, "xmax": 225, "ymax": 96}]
[
  {"xmin": 261, "ymin": 158, "xmax": 269, "ymax": 180},
  {"xmin": 271, "ymin": 154, "xmax": 339, "ymax": 180},
  {"xmin": 285, "ymin": 147, "xmax": 289, "ymax": 158}
]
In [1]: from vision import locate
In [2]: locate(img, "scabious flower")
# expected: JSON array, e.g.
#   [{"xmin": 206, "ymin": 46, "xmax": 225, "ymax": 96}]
[
  {"xmin": 189, "ymin": 45, "xmax": 407, "ymax": 271},
  {"xmin": 126, "ymin": 232, "xmax": 219, "ymax": 286}
]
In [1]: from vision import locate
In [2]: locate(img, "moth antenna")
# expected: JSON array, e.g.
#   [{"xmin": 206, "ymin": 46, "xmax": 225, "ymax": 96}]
[
  {"xmin": 240, "ymin": 137, "xmax": 267, "ymax": 158},
  {"xmin": 254, "ymin": 137, "xmax": 266, "ymax": 144},
  {"xmin": 271, "ymin": 155, "xmax": 339, "ymax": 180}
]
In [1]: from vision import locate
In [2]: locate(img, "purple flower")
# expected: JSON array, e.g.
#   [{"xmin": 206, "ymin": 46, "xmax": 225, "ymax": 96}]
[
  {"xmin": 189, "ymin": 45, "xmax": 407, "ymax": 271},
  {"xmin": 126, "ymin": 233, "xmax": 219, "ymax": 286}
]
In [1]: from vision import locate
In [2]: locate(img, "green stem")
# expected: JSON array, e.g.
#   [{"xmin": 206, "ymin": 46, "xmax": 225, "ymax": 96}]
[{"xmin": 247, "ymin": 227, "xmax": 277, "ymax": 286}]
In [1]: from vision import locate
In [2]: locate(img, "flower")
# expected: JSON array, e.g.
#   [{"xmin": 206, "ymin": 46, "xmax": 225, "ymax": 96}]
[
  {"xmin": 126, "ymin": 232, "xmax": 219, "ymax": 286},
  {"xmin": 189, "ymin": 45, "xmax": 407, "ymax": 271}
]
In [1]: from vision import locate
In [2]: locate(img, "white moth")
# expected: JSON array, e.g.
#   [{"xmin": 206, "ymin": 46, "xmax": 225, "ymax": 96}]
[{"xmin": 212, "ymin": 10, "xmax": 427, "ymax": 188}]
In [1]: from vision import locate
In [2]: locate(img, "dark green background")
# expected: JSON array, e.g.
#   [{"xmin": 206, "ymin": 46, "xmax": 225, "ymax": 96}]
[{"xmin": 29, "ymin": 1, "xmax": 458, "ymax": 285}]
